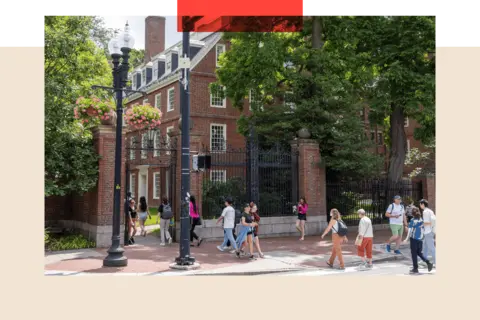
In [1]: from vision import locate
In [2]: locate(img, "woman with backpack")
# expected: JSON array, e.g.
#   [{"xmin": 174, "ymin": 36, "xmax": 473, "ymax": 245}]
[
  {"xmin": 321, "ymin": 208, "xmax": 348, "ymax": 270},
  {"xmin": 189, "ymin": 195, "xmax": 203, "ymax": 247},
  {"xmin": 158, "ymin": 196, "xmax": 173, "ymax": 246},
  {"xmin": 403, "ymin": 207, "xmax": 434, "ymax": 274},
  {"xmin": 138, "ymin": 196, "xmax": 151, "ymax": 237},
  {"xmin": 295, "ymin": 197, "xmax": 308, "ymax": 241}
]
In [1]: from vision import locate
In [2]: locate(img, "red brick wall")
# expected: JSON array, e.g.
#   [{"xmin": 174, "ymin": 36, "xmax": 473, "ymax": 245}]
[{"xmin": 145, "ymin": 16, "xmax": 166, "ymax": 63}]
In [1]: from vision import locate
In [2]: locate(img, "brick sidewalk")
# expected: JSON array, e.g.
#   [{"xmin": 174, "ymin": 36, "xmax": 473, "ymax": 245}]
[{"xmin": 45, "ymin": 229, "xmax": 402, "ymax": 275}]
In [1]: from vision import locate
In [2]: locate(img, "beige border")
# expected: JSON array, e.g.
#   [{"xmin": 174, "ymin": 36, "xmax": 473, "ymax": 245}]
[{"xmin": 1, "ymin": 46, "xmax": 478, "ymax": 319}]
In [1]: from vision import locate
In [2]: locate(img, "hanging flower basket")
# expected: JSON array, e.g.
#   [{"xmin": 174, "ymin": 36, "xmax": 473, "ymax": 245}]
[
  {"xmin": 74, "ymin": 96, "xmax": 115, "ymax": 126},
  {"xmin": 125, "ymin": 103, "xmax": 163, "ymax": 131}
]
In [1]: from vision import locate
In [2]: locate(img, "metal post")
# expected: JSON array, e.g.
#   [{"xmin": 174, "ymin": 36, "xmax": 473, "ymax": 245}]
[
  {"xmin": 248, "ymin": 121, "xmax": 259, "ymax": 204},
  {"xmin": 175, "ymin": 31, "xmax": 195, "ymax": 265},
  {"xmin": 103, "ymin": 53, "xmax": 128, "ymax": 267}
]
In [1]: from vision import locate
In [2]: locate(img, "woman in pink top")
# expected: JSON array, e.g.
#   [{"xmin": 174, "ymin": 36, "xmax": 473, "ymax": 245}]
[
  {"xmin": 295, "ymin": 197, "xmax": 308, "ymax": 241},
  {"xmin": 189, "ymin": 195, "xmax": 203, "ymax": 247}
]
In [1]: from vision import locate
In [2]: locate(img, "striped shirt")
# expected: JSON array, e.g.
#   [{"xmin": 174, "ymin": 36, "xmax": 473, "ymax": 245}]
[{"xmin": 408, "ymin": 218, "xmax": 425, "ymax": 241}]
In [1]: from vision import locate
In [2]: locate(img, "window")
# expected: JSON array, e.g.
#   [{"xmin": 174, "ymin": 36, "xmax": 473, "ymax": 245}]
[
  {"xmin": 130, "ymin": 174, "xmax": 136, "ymax": 198},
  {"xmin": 210, "ymin": 86, "xmax": 226, "ymax": 108},
  {"xmin": 154, "ymin": 93, "xmax": 161, "ymax": 109},
  {"xmin": 129, "ymin": 136, "xmax": 137, "ymax": 160},
  {"xmin": 131, "ymin": 75, "xmax": 136, "ymax": 89},
  {"xmin": 153, "ymin": 172, "xmax": 160, "ymax": 199},
  {"xmin": 210, "ymin": 170, "xmax": 226, "ymax": 183},
  {"xmin": 249, "ymin": 90, "xmax": 263, "ymax": 111},
  {"xmin": 210, "ymin": 124, "xmax": 226, "ymax": 152},
  {"xmin": 153, "ymin": 63, "xmax": 158, "ymax": 79},
  {"xmin": 166, "ymin": 126, "xmax": 174, "ymax": 155},
  {"xmin": 141, "ymin": 69, "xmax": 146, "ymax": 86},
  {"xmin": 153, "ymin": 131, "xmax": 161, "ymax": 157},
  {"xmin": 404, "ymin": 117, "xmax": 409, "ymax": 127},
  {"xmin": 167, "ymin": 87, "xmax": 175, "ymax": 112},
  {"xmin": 141, "ymin": 133, "xmax": 147, "ymax": 159},
  {"xmin": 216, "ymin": 44, "xmax": 226, "ymax": 67},
  {"xmin": 284, "ymin": 91, "xmax": 295, "ymax": 112},
  {"xmin": 143, "ymin": 98, "xmax": 149, "ymax": 105},
  {"xmin": 166, "ymin": 54, "xmax": 172, "ymax": 73}
]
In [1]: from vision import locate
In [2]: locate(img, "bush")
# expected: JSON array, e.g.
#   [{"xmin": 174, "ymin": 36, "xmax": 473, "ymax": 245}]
[
  {"xmin": 202, "ymin": 176, "xmax": 247, "ymax": 219},
  {"xmin": 45, "ymin": 231, "xmax": 96, "ymax": 251}
]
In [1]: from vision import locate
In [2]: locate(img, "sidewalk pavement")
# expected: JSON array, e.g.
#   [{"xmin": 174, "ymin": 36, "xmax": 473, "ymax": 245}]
[{"xmin": 45, "ymin": 229, "xmax": 408, "ymax": 276}]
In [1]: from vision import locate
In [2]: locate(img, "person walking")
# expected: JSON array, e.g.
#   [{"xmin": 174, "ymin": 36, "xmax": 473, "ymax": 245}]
[
  {"xmin": 356, "ymin": 209, "xmax": 374, "ymax": 269},
  {"xmin": 157, "ymin": 196, "xmax": 173, "ymax": 246},
  {"xmin": 189, "ymin": 195, "xmax": 203, "ymax": 247},
  {"xmin": 250, "ymin": 202, "xmax": 265, "ymax": 258},
  {"xmin": 127, "ymin": 199, "xmax": 137, "ymax": 245},
  {"xmin": 138, "ymin": 196, "xmax": 151, "ymax": 237},
  {"xmin": 403, "ymin": 207, "xmax": 434, "ymax": 274},
  {"xmin": 216, "ymin": 197, "xmax": 240, "ymax": 256},
  {"xmin": 385, "ymin": 195, "xmax": 408, "ymax": 254},
  {"xmin": 235, "ymin": 204, "xmax": 258, "ymax": 260},
  {"xmin": 295, "ymin": 197, "xmax": 308, "ymax": 241},
  {"xmin": 321, "ymin": 209, "xmax": 348, "ymax": 270},
  {"xmin": 419, "ymin": 199, "xmax": 436, "ymax": 267}
]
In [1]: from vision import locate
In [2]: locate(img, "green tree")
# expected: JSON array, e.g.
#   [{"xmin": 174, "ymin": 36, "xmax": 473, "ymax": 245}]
[
  {"xmin": 128, "ymin": 48, "xmax": 145, "ymax": 72},
  {"xmin": 45, "ymin": 16, "xmax": 112, "ymax": 196}
]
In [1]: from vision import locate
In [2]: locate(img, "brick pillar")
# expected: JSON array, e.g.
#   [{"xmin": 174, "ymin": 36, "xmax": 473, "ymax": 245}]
[
  {"xmin": 90, "ymin": 125, "xmax": 126, "ymax": 247},
  {"xmin": 291, "ymin": 139, "xmax": 326, "ymax": 217},
  {"xmin": 421, "ymin": 175, "xmax": 436, "ymax": 212}
]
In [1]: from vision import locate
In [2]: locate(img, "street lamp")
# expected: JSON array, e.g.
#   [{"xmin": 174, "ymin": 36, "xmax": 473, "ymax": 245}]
[{"xmin": 99, "ymin": 22, "xmax": 135, "ymax": 267}]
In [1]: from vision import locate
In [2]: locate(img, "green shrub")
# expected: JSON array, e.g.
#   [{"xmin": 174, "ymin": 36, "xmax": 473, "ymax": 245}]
[
  {"xmin": 46, "ymin": 233, "xmax": 96, "ymax": 251},
  {"xmin": 202, "ymin": 176, "xmax": 247, "ymax": 219}
]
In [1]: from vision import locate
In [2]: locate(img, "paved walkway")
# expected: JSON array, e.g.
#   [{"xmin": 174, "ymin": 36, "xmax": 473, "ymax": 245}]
[{"xmin": 45, "ymin": 229, "xmax": 411, "ymax": 276}]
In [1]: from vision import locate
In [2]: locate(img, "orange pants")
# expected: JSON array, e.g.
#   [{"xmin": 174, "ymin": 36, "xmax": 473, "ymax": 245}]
[
  {"xmin": 357, "ymin": 237, "xmax": 373, "ymax": 259},
  {"xmin": 328, "ymin": 233, "xmax": 345, "ymax": 268}
]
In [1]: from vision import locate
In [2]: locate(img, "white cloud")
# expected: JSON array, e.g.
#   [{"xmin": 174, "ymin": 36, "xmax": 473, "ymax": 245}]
[{"xmin": 96, "ymin": 8, "xmax": 182, "ymax": 49}]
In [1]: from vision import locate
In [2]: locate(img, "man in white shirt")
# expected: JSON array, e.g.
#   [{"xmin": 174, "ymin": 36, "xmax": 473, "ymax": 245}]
[
  {"xmin": 419, "ymin": 199, "xmax": 436, "ymax": 266},
  {"xmin": 216, "ymin": 197, "xmax": 240, "ymax": 256},
  {"xmin": 385, "ymin": 195, "xmax": 408, "ymax": 254}
]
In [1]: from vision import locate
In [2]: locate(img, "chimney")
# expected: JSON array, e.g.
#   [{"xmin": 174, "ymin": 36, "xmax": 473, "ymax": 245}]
[{"xmin": 144, "ymin": 16, "xmax": 166, "ymax": 63}]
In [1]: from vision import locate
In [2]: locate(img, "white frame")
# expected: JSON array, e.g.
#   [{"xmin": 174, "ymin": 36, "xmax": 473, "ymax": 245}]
[
  {"xmin": 141, "ymin": 133, "xmax": 147, "ymax": 159},
  {"xmin": 129, "ymin": 136, "xmax": 136, "ymax": 160},
  {"xmin": 153, "ymin": 172, "xmax": 160, "ymax": 199},
  {"xmin": 130, "ymin": 173, "xmax": 136, "ymax": 198},
  {"xmin": 215, "ymin": 44, "xmax": 226, "ymax": 67},
  {"xmin": 153, "ymin": 131, "xmax": 161, "ymax": 157},
  {"xmin": 210, "ymin": 170, "xmax": 227, "ymax": 183},
  {"xmin": 166, "ymin": 53, "xmax": 172, "ymax": 74},
  {"xmin": 167, "ymin": 87, "xmax": 175, "ymax": 112},
  {"xmin": 143, "ymin": 98, "xmax": 149, "ymax": 105},
  {"xmin": 153, "ymin": 62, "xmax": 158, "ymax": 79},
  {"xmin": 141, "ymin": 69, "xmax": 146, "ymax": 86},
  {"xmin": 154, "ymin": 93, "xmax": 161, "ymax": 109},
  {"xmin": 210, "ymin": 123, "xmax": 227, "ymax": 153},
  {"xmin": 131, "ymin": 74, "xmax": 136, "ymax": 89},
  {"xmin": 210, "ymin": 86, "xmax": 226, "ymax": 108},
  {"xmin": 404, "ymin": 116, "xmax": 409, "ymax": 127},
  {"xmin": 166, "ymin": 126, "xmax": 174, "ymax": 155}
]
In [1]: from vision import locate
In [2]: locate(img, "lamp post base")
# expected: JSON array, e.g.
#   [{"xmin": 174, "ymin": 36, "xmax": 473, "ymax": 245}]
[
  {"xmin": 169, "ymin": 260, "xmax": 200, "ymax": 271},
  {"xmin": 103, "ymin": 246, "xmax": 128, "ymax": 267}
]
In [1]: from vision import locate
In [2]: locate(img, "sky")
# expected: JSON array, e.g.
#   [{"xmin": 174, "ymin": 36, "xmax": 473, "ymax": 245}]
[{"xmin": 100, "ymin": 16, "xmax": 182, "ymax": 50}]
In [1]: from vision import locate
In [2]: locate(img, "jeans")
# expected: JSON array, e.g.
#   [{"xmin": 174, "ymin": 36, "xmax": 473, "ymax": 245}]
[
  {"xmin": 410, "ymin": 238, "xmax": 430, "ymax": 270},
  {"xmin": 423, "ymin": 232, "xmax": 436, "ymax": 264},
  {"xmin": 221, "ymin": 228, "xmax": 237, "ymax": 250},
  {"xmin": 226, "ymin": 227, "xmax": 237, "ymax": 247},
  {"xmin": 190, "ymin": 217, "xmax": 199, "ymax": 242},
  {"xmin": 160, "ymin": 218, "xmax": 171, "ymax": 244}
]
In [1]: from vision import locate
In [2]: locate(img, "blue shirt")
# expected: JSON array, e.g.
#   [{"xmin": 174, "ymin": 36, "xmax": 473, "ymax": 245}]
[{"xmin": 408, "ymin": 218, "xmax": 425, "ymax": 241}]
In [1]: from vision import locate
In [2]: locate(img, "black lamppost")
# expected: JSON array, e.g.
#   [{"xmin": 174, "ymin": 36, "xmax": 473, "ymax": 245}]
[{"xmin": 93, "ymin": 22, "xmax": 136, "ymax": 267}]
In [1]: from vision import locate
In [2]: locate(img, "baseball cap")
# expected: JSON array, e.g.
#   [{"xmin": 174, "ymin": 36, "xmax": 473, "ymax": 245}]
[{"xmin": 393, "ymin": 195, "xmax": 402, "ymax": 200}]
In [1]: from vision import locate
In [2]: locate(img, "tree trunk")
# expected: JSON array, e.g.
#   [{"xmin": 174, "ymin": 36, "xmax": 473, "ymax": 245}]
[
  {"xmin": 387, "ymin": 104, "xmax": 407, "ymax": 183},
  {"xmin": 312, "ymin": 16, "xmax": 323, "ymax": 49}
]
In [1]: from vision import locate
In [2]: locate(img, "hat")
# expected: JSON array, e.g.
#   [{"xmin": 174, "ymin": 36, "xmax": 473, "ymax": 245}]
[{"xmin": 393, "ymin": 195, "xmax": 402, "ymax": 200}]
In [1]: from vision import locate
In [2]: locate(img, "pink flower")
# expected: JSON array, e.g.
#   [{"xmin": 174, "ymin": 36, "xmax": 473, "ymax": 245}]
[
  {"xmin": 141, "ymin": 116, "xmax": 146, "ymax": 120},
  {"xmin": 85, "ymin": 119, "xmax": 89, "ymax": 123},
  {"xmin": 82, "ymin": 109, "xmax": 87, "ymax": 113},
  {"xmin": 139, "ymin": 120, "xmax": 142, "ymax": 123},
  {"xmin": 105, "ymin": 116, "xmax": 109, "ymax": 120}
]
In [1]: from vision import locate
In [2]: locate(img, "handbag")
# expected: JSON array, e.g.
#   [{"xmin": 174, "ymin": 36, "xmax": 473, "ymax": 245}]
[
  {"xmin": 355, "ymin": 220, "xmax": 371, "ymax": 246},
  {"xmin": 196, "ymin": 217, "xmax": 202, "ymax": 226}
]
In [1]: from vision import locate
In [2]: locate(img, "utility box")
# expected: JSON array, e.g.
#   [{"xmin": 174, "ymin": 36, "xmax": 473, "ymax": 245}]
[{"xmin": 197, "ymin": 155, "xmax": 211, "ymax": 171}]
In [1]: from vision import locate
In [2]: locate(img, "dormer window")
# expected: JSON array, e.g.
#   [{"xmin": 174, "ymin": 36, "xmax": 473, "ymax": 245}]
[{"xmin": 141, "ymin": 69, "xmax": 146, "ymax": 86}]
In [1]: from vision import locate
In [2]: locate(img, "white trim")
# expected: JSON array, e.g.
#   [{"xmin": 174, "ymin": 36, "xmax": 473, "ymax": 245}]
[
  {"xmin": 141, "ymin": 133, "xmax": 147, "ymax": 159},
  {"xmin": 210, "ymin": 123, "xmax": 227, "ymax": 152},
  {"xmin": 166, "ymin": 53, "xmax": 172, "ymax": 74},
  {"xmin": 210, "ymin": 170, "xmax": 227, "ymax": 183},
  {"xmin": 215, "ymin": 43, "xmax": 226, "ymax": 67},
  {"xmin": 166, "ymin": 126, "xmax": 174, "ymax": 155},
  {"xmin": 154, "ymin": 93, "xmax": 161, "ymax": 109},
  {"xmin": 407, "ymin": 139, "xmax": 411, "ymax": 152},
  {"xmin": 167, "ymin": 87, "xmax": 175, "ymax": 112},
  {"xmin": 126, "ymin": 73, "xmax": 180, "ymax": 102},
  {"xmin": 141, "ymin": 69, "xmax": 146, "ymax": 87},
  {"xmin": 152, "ymin": 60, "xmax": 158, "ymax": 80},
  {"xmin": 153, "ymin": 131, "xmax": 161, "ymax": 157},
  {"xmin": 404, "ymin": 116, "xmax": 409, "ymax": 127},
  {"xmin": 153, "ymin": 172, "xmax": 160, "ymax": 200},
  {"xmin": 143, "ymin": 98, "xmax": 149, "ymax": 105},
  {"xmin": 210, "ymin": 86, "xmax": 226, "ymax": 108},
  {"xmin": 129, "ymin": 173, "xmax": 136, "ymax": 199},
  {"xmin": 129, "ymin": 137, "xmax": 136, "ymax": 160},
  {"xmin": 138, "ymin": 171, "xmax": 148, "ymax": 203}
]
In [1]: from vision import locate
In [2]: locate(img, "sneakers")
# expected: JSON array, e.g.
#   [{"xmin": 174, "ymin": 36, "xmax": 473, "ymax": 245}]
[
  {"xmin": 409, "ymin": 268, "xmax": 419, "ymax": 274},
  {"xmin": 217, "ymin": 246, "xmax": 225, "ymax": 252},
  {"xmin": 197, "ymin": 238, "xmax": 203, "ymax": 247},
  {"xmin": 168, "ymin": 237, "xmax": 173, "ymax": 245},
  {"xmin": 394, "ymin": 250, "xmax": 402, "ymax": 255},
  {"xmin": 366, "ymin": 263, "xmax": 373, "ymax": 269},
  {"xmin": 427, "ymin": 262, "xmax": 433, "ymax": 272},
  {"xmin": 385, "ymin": 244, "xmax": 391, "ymax": 253},
  {"xmin": 235, "ymin": 250, "xmax": 241, "ymax": 258},
  {"xmin": 230, "ymin": 250, "xmax": 237, "ymax": 254},
  {"xmin": 160, "ymin": 243, "xmax": 166, "ymax": 247}
]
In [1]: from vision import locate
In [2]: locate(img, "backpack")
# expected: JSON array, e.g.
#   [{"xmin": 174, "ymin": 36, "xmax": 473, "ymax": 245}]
[
  {"xmin": 387, "ymin": 203, "xmax": 404, "ymax": 217},
  {"xmin": 162, "ymin": 204, "xmax": 173, "ymax": 220},
  {"xmin": 334, "ymin": 220, "xmax": 348, "ymax": 237}
]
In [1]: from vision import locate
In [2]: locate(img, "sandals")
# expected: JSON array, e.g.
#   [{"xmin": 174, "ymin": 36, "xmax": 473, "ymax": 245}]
[{"xmin": 259, "ymin": 253, "xmax": 265, "ymax": 259}]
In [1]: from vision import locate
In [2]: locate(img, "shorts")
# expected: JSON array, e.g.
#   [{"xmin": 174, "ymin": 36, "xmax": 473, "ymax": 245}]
[
  {"xmin": 298, "ymin": 214, "xmax": 307, "ymax": 221},
  {"xmin": 139, "ymin": 212, "xmax": 148, "ymax": 221},
  {"xmin": 390, "ymin": 224, "xmax": 404, "ymax": 237}
]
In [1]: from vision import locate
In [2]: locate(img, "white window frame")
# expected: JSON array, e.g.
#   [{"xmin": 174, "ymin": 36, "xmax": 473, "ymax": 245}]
[
  {"xmin": 284, "ymin": 91, "xmax": 295, "ymax": 112},
  {"xmin": 129, "ymin": 136, "xmax": 136, "ymax": 160},
  {"xmin": 141, "ymin": 69, "xmax": 146, "ymax": 86},
  {"xmin": 153, "ymin": 172, "xmax": 160, "ymax": 199},
  {"xmin": 167, "ymin": 87, "xmax": 175, "ymax": 112},
  {"xmin": 153, "ymin": 62, "xmax": 158, "ymax": 79},
  {"xmin": 166, "ymin": 54, "xmax": 172, "ymax": 74},
  {"xmin": 210, "ymin": 170, "xmax": 227, "ymax": 183},
  {"xmin": 141, "ymin": 133, "xmax": 148, "ymax": 159},
  {"xmin": 210, "ymin": 86, "xmax": 226, "ymax": 108},
  {"xmin": 404, "ymin": 116, "xmax": 409, "ymax": 127},
  {"xmin": 131, "ymin": 75, "xmax": 136, "ymax": 89},
  {"xmin": 215, "ymin": 44, "xmax": 226, "ymax": 67},
  {"xmin": 143, "ymin": 98, "xmax": 149, "ymax": 105},
  {"xmin": 154, "ymin": 93, "xmax": 161, "ymax": 109},
  {"xmin": 130, "ymin": 173, "xmax": 136, "ymax": 198},
  {"xmin": 210, "ymin": 123, "xmax": 227, "ymax": 153},
  {"xmin": 166, "ymin": 126, "xmax": 174, "ymax": 155},
  {"xmin": 153, "ymin": 131, "xmax": 161, "ymax": 157}
]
